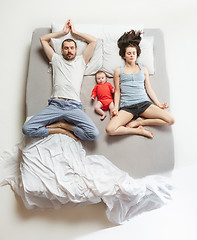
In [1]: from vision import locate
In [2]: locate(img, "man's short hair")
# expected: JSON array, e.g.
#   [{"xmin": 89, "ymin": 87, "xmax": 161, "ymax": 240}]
[{"xmin": 61, "ymin": 39, "xmax": 77, "ymax": 49}]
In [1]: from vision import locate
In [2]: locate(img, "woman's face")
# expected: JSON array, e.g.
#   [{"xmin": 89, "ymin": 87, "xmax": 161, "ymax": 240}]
[{"xmin": 124, "ymin": 46, "xmax": 137, "ymax": 63}]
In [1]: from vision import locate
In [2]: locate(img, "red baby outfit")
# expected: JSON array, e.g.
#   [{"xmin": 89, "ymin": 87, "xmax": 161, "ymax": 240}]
[{"xmin": 91, "ymin": 82, "xmax": 114, "ymax": 110}]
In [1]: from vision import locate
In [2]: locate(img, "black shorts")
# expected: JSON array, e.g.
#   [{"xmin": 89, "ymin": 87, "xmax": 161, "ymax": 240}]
[{"xmin": 119, "ymin": 101, "xmax": 152, "ymax": 117}]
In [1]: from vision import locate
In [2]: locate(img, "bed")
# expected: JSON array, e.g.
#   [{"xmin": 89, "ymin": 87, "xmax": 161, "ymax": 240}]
[
  {"xmin": 0, "ymin": 25, "xmax": 174, "ymax": 224},
  {"xmin": 26, "ymin": 25, "xmax": 174, "ymax": 178}
]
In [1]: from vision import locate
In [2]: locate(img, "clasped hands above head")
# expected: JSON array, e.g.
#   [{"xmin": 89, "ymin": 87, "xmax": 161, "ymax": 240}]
[{"xmin": 63, "ymin": 19, "xmax": 77, "ymax": 35}]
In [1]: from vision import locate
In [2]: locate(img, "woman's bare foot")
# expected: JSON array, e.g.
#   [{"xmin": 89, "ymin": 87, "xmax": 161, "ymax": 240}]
[
  {"xmin": 137, "ymin": 126, "xmax": 154, "ymax": 138},
  {"xmin": 126, "ymin": 117, "xmax": 143, "ymax": 128}
]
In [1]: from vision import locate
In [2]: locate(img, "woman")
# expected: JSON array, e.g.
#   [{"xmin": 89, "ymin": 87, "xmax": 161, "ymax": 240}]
[{"xmin": 106, "ymin": 30, "xmax": 174, "ymax": 138}]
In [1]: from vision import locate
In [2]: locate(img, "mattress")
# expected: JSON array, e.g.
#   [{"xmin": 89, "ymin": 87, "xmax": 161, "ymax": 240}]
[{"xmin": 25, "ymin": 27, "xmax": 174, "ymax": 178}]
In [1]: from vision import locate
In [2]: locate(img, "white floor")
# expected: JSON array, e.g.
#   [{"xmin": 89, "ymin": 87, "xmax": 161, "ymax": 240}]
[
  {"xmin": 76, "ymin": 164, "xmax": 197, "ymax": 240},
  {"xmin": 0, "ymin": 0, "xmax": 197, "ymax": 239}
]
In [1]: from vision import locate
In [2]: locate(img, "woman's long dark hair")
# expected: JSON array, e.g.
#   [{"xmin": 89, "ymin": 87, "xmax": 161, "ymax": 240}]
[{"xmin": 117, "ymin": 30, "xmax": 143, "ymax": 58}]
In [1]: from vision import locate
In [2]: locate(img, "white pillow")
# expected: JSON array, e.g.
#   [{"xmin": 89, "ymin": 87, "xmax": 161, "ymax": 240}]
[
  {"xmin": 102, "ymin": 36, "xmax": 155, "ymax": 76},
  {"xmin": 138, "ymin": 36, "xmax": 155, "ymax": 75},
  {"xmin": 50, "ymin": 24, "xmax": 103, "ymax": 75},
  {"xmin": 50, "ymin": 23, "xmax": 156, "ymax": 76}
]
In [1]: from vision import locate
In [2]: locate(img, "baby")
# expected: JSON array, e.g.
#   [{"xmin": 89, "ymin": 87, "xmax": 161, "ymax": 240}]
[{"xmin": 91, "ymin": 71, "xmax": 114, "ymax": 120}]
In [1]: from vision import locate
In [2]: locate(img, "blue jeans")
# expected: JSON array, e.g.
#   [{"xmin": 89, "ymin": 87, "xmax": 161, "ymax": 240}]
[{"xmin": 22, "ymin": 99, "xmax": 99, "ymax": 141}]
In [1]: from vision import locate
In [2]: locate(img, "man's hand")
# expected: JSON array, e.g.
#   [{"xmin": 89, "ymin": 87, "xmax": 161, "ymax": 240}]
[
  {"xmin": 63, "ymin": 19, "xmax": 71, "ymax": 35},
  {"xmin": 69, "ymin": 19, "xmax": 77, "ymax": 34},
  {"xmin": 63, "ymin": 19, "xmax": 77, "ymax": 35}
]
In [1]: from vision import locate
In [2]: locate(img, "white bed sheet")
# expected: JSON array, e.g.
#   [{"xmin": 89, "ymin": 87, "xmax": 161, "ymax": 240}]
[
  {"xmin": 75, "ymin": 164, "xmax": 197, "ymax": 240},
  {"xmin": 0, "ymin": 134, "xmax": 172, "ymax": 224}
]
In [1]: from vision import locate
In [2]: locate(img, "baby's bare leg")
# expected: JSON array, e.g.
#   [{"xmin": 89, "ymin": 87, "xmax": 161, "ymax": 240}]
[{"xmin": 94, "ymin": 101, "xmax": 107, "ymax": 120}]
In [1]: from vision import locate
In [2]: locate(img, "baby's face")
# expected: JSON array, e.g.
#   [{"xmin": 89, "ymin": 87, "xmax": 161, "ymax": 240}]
[{"xmin": 96, "ymin": 72, "xmax": 107, "ymax": 85}]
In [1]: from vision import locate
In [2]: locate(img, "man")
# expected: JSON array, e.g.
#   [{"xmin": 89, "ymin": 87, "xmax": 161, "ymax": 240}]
[{"xmin": 22, "ymin": 19, "xmax": 99, "ymax": 141}]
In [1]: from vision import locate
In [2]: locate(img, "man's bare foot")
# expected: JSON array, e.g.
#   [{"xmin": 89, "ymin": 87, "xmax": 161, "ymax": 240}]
[
  {"xmin": 100, "ymin": 113, "xmax": 107, "ymax": 121},
  {"xmin": 137, "ymin": 126, "xmax": 154, "ymax": 138},
  {"xmin": 48, "ymin": 128, "xmax": 79, "ymax": 141},
  {"xmin": 126, "ymin": 117, "xmax": 143, "ymax": 128},
  {"xmin": 46, "ymin": 120, "xmax": 73, "ymax": 131}
]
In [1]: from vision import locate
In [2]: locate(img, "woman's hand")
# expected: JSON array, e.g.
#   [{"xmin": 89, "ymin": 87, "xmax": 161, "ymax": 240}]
[
  {"xmin": 157, "ymin": 102, "xmax": 169, "ymax": 109},
  {"xmin": 111, "ymin": 108, "xmax": 119, "ymax": 117}
]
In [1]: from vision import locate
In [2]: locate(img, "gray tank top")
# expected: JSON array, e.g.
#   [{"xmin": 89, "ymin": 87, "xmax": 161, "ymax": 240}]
[{"xmin": 119, "ymin": 62, "xmax": 149, "ymax": 108}]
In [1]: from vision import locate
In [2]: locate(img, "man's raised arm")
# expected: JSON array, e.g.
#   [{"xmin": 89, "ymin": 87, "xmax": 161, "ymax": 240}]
[
  {"xmin": 40, "ymin": 20, "xmax": 70, "ymax": 62},
  {"xmin": 69, "ymin": 20, "xmax": 97, "ymax": 64}
]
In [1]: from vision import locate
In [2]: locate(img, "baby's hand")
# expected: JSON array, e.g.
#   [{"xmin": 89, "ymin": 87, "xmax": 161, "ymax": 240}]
[{"xmin": 91, "ymin": 96, "xmax": 95, "ymax": 100}]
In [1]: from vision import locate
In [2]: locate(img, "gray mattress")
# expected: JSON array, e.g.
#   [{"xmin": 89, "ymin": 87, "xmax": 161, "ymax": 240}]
[{"xmin": 25, "ymin": 28, "xmax": 174, "ymax": 178}]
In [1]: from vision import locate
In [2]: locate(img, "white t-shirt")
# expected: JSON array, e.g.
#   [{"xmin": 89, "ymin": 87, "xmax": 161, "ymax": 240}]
[{"xmin": 51, "ymin": 53, "xmax": 86, "ymax": 102}]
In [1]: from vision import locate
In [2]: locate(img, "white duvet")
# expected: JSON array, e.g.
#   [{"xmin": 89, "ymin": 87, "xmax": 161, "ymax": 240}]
[{"xmin": 0, "ymin": 134, "xmax": 172, "ymax": 224}]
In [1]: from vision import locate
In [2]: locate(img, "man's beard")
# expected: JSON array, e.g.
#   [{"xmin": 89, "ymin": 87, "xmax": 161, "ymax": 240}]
[{"xmin": 63, "ymin": 52, "xmax": 76, "ymax": 61}]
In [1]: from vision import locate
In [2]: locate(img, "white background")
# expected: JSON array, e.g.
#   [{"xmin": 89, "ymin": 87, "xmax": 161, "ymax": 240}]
[{"xmin": 0, "ymin": 0, "xmax": 197, "ymax": 239}]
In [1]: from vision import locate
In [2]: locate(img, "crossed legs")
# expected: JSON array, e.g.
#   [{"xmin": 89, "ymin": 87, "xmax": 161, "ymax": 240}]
[
  {"xmin": 126, "ymin": 104, "xmax": 174, "ymax": 128},
  {"xmin": 46, "ymin": 120, "xmax": 78, "ymax": 141},
  {"xmin": 106, "ymin": 104, "xmax": 174, "ymax": 138},
  {"xmin": 22, "ymin": 100, "xmax": 99, "ymax": 141},
  {"xmin": 106, "ymin": 110, "xmax": 154, "ymax": 138}
]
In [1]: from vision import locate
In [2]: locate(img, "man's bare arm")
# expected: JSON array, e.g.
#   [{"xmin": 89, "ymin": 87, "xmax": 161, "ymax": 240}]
[
  {"xmin": 40, "ymin": 20, "xmax": 70, "ymax": 61},
  {"xmin": 69, "ymin": 20, "xmax": 97, "ymax": 64}
]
